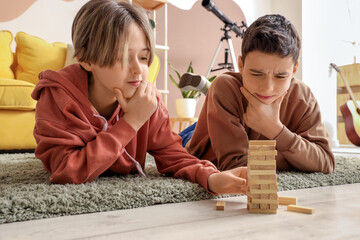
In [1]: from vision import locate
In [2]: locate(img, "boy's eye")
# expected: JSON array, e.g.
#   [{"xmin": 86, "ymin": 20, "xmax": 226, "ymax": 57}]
[
  {"xmin": 275, "ymin": 75, "xmax": 286, "ymax": 79},
  {"xmin": 251, "ymin": 73, "xmax": 262, "ymax": 77}
]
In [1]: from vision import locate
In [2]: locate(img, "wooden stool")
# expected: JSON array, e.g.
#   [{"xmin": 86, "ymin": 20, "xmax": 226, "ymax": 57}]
[{"xmin": 170, "ymin": 117, "xmax": 198, "ymax": 133}]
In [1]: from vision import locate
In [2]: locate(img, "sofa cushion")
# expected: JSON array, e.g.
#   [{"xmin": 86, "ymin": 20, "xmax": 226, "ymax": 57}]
[
  {"xmin": 0, "ymin": 30, "xmax": 15, "ymax": 79},
  {"xmin": 0, "ymin": 78, "xmax": 36, "ymax": 110},
  {"xmin": 15, "ymin": 32, "xmax": 67, "ymax": 84}
]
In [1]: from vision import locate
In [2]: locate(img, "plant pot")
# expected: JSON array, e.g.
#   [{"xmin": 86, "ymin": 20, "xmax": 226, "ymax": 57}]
[{"xmin": 175, "ymin": 98, "xmax": 197, "ymax": 118}]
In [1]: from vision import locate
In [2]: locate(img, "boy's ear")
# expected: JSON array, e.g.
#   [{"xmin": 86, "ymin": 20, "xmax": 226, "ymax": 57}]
[
  {"xmin": 293, "ymin": 61, "xmax": 299, "ymax": 74},
  {"xmin": 238, "ymin": 56, "xmax": 243, "ymax": 74},
  {"xmin": 78, "ymin": 60, "xmax": 93, "ymax": 72}
]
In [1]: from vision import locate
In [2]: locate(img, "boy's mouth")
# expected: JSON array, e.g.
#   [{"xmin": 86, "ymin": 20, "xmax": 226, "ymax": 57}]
[
  {"xmin": 128, "ymin": 81, "xmax": 142, "ymax": 87},
  {"xmin": 255, "ymin": 93, "xmax": 274, "ymax": 101}
]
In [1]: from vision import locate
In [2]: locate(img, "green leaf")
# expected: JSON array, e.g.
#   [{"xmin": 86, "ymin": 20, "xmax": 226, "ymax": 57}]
[
  {"xmin": 168, "ymin": 62, "xmax": 181, "ymax": 80},
  {"xmin": 186, "ymin": 61, "xmax": 193, "ymax": 73},
  {"xmin": 169, "ymin": 74, "xmax": 178, "ymax": 87},
  {"xmin": 208, "ymin": 75, "xmax": 216, "ymax": 83}
]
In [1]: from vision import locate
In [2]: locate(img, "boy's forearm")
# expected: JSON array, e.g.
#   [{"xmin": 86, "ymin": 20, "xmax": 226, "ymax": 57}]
[{"xmin": 275, "ymin": 126, "xmax": 335, "ymax": 173}]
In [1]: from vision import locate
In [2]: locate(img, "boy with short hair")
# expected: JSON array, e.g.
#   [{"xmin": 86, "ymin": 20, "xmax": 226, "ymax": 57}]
[
  {"xmin": 31, "ymin": 0, "xmax": 247, "ymax": 195},
  {"xmin": 185, "ymin": 14, "xmax": 335, "ymax": 173}
]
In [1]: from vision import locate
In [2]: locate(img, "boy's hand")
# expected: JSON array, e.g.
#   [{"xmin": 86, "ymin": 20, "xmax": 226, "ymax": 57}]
[
  {"xmin": 114, "ymin": 81, "xmax": 158, "ymax": 131},
  {"xmin": 208, "ymin": 167, "xmax": 248, "ymax": 195},
  {"xmin": 240, "ymin": 87, "xmax": 285, "ymax": 139}
]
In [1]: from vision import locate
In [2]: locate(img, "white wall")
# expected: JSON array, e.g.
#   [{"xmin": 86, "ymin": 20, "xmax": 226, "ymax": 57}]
[{"xmin": 302, "ymin": 0, "xmax": 360, "ymax": 146}]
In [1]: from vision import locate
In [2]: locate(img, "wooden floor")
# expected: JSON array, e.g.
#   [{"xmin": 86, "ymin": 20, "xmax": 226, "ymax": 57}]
[{"xmin": 1, "ymin": 183, "xmax": 359, "ymax": 240}]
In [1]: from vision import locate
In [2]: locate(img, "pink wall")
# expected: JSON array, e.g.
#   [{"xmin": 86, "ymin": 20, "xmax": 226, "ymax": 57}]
[
  {"xmin": 155, "ymin": 1, "xmax": 245, "ymax": 118},
  {"xmin": 0, "ymin": 0, "xmax": 75, "ymax": 22},
  {"xmin": 0, "ymin": 0, "xmax": 245, "ymax": 119}
]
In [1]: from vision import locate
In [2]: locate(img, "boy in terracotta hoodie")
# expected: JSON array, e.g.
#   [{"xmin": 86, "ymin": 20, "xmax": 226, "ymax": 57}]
[
  {"xmin": 184, "ymin": 14, "xmax": 335, "ymax": 173},
  {"xmin": 31, "ymin": 0, "xmax": 247, "ymax": 195}
]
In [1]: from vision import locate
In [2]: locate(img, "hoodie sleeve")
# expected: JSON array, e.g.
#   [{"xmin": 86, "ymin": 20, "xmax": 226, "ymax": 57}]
[
  {"xmin": 146, "ymin": 100, "xmax": 219, "ymax": 192},
  {"xmin": 274, "ymin": 91, "xmax": 335, "ymax": 174},
  {"xmin": 33, "ymin": 88, "xmax": 138, "ymax": 184}
]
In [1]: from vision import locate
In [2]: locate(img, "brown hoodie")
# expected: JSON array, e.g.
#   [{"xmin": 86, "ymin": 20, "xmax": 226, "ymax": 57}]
[
  {"xmin": 31, "ymin": 64, "xmax": 218, "ymax": 190},
  {"xmin": 186, "ymin": 72, "xmax": 335, "ymax": 173}
]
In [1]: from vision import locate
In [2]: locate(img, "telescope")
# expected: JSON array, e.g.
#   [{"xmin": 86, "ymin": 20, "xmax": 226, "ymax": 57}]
[{"xmin": 202, "ymin": 0, "xmax": 246, "ymax": 38}]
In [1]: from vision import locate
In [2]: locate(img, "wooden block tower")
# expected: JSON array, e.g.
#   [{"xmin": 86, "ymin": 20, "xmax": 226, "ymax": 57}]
[{"xmin": 247, "ymin": 140, "xmax": 278, "ymax": 214}]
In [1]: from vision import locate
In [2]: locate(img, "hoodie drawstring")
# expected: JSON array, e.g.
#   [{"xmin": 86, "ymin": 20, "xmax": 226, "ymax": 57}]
[{"xmin": 93, "ymin": 113, "xmax": 146, "ymax": 177}]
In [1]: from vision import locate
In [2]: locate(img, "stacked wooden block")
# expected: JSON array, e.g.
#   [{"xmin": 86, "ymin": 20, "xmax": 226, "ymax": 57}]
[{"xmin": 247, "ymin": 140, "xmax": 278, "ymax": 214}]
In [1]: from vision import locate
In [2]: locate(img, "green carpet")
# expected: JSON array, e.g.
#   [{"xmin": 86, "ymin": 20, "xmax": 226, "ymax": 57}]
[{"xmin": 1, "ymin": 152, "xmax": 359, "ymax": 224}]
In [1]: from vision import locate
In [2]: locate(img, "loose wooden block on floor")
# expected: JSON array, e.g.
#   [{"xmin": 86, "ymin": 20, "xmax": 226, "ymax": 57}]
[
  {"xmin": 287, "ymin": 205, "xmax": 314, "ymax": 214},
  {"xmin": 278, "ymin": 196, "xmax": 297, "ymax": 205},
  {"xmin": 216, "ymin": 201, "xmax": 225, "ymax": 211}
]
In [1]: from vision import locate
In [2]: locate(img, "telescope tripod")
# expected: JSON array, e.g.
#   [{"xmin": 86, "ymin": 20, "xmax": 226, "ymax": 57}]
[{"xmin": 205, "ymin": 26, "xmax": 239, "ymax": 78}]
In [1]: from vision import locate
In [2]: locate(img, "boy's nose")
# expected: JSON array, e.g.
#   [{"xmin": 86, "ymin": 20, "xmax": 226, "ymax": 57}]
[
  {"xmin": 130, "ymin": 59, "xmax": 142, "ymax": 75},
  {"xmin": 262, "ymin": 76, "xmax": 275, "ymax": 91}
]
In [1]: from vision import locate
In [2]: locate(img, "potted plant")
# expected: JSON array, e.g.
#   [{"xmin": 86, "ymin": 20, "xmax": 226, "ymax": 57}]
[{"xmin": 169, "ymin": 61, "xmax": 216, "ymax": 118}]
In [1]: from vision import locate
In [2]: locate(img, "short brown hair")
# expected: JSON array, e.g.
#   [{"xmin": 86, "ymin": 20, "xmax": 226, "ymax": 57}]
[
  {"xmin": 72, "ymin": 0, "xmax": 154, "ymax": 67},
  {"xmin": 241, "ymin": 14, "xmax": 301, "ymax": 65}
]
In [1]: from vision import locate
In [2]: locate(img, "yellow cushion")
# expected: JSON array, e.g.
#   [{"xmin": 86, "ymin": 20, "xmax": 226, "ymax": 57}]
[
  {"xmin": 0, "ymin": 110, "xmax": 36, "ymax": 150},
  {"xmin": 0, "ymin": 78, "xmax": 36, "ymax": 110},
  {"xmin": 0, "ymin": 30, "xmax": 14, "ymax": 79},
  {"xmin": 147, "ymin": 54, "xmax": 160, "ymax": 84},
  {"xmin": 15, "ymin": 32, "xmax": 67, "ymax": 84}
]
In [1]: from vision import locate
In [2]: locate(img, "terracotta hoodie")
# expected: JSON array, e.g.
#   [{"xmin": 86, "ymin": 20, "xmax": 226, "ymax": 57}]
[
  {"xmin": 186, "ymin": 72, "xmax": 335, "ymax": 173},
  {"xmin": 31, "ymin": 64, "xmax": 218, "ymax": 191}
]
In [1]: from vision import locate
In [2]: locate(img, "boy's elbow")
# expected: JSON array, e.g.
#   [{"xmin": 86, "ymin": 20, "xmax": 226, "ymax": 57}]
[{"xmin": 322, "ymin": 155, "xmax": 335, "ymax": 174}]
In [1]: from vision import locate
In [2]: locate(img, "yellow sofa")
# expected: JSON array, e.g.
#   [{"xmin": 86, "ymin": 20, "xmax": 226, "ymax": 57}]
[{"xmin": 0, "ymin": 30, "xmax": 160, "ymax": 151}]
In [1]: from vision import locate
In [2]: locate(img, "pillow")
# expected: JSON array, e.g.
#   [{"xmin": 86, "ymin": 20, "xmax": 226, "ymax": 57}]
[
  {"xmin": 64, "ymin": 44, "xmax": 78, "ymax": 67},
  {"xmin": 15, "ymin": 32, "xmax": 67, "ymax": 84},
  {"xmin": 0, "ymin": 30, "xmax": 14, "ymax": 79},
  {"xmin": 0, "ymin": 78, "xmax": 36, "ymax": 110}
]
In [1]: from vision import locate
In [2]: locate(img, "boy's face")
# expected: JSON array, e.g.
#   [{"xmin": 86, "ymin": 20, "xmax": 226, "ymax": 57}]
[
  {"xmin": 238, "ymin": 51, "xmax": 298, "ymax": 105},
  {"xmin": 83, "ymin": 23, "xmax": 150, "ymax": 100}
]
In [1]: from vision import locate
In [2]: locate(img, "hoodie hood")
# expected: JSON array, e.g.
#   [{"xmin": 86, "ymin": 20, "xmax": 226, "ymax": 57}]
[{"xmin": 32, "ymin": 63, "xmax": 101, "ymax": 122}]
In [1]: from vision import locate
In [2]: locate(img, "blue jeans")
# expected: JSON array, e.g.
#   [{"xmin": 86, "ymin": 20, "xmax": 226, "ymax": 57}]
[{"xmin": 178, "ymin": 122, "xmax": 197, "ymax": 147}]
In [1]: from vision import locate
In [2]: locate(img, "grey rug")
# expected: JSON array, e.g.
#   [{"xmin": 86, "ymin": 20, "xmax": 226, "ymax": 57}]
[{"xmin": 1, "ymin": 152, "xmax": 359, "ymax": 224}]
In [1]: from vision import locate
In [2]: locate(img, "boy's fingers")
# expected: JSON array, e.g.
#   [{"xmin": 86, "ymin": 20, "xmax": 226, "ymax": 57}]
[
  {"xmin": 135, "ymin": 81, "xmax": 146, "ymax": 95},
  {"xmin": 236, "ymin": 167, "xmax": 248, "ymax": 179},
  {"xmin": 114, "ymin": 88, "xmax": 127, "ymax": 109}
]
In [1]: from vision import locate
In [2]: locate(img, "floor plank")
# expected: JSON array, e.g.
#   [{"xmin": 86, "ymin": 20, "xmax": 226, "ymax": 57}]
[{"xmin": 1, "ymin": 184, "xmax": 360, "ymax": 240}]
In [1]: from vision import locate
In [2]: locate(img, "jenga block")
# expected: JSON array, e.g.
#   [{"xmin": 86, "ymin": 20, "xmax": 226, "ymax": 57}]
[
  {"xmin": 269, "ymin": 193, "xmax": 278, "ymax": 200},
  {"xmin": 247, "ymin": 160, "xmax": 276, "ymax": 166},
  {"xmin": 249, "ymin": 179, "xmax": 277, "ymax": 185},
  {"xmin": 249, "ymin": 155, "xmax": 266, "ymax": 160},
  {"xmin": 287, "ymin": 205, "xmax": 314, "ymax": 214},
  {"xmin": 249, "ymin": 189, "xmax": 277, "ymax": 194},
  {"xmin": 278, "ymin": 196, "xmax": 297, "ymax": 205},
  {"xmin": 248, "ymin": 169, "xmax": 276, "ymax": 175},
  {"xmin": 249, "ymin": 140, "xmax": 276, "ymax": 145},
  {"xmin": 269, "ymin": 204, "xmax": 278, "ymax": 210},
  {"xmin": 248, "ymin": 165, "xmax": 276, "ymax": 171},
  {"xmin": 249, "ymin": 208, "xmax": 277, "ymax": 214},
  {"xmin": 248, "ymin": 150, "xmax": 277, "ymax": 156},
  {"xmin": 251, "ymin": 199, "xmax": 278, "ymax": 204},
  {"xmin": 216, "ymin": 201, "xmax": 226, "ymax": 211},
  {"xmin": 249, "ymin": 144, "xmax": 275, "ymax": 151},
  {"xmin": 266, "ymin": 155, "xmax": 276, "ymax": 160},
  {"xmin": 250, "ymin": 174, "xmax": 277, "ymax": 181},
  {"xmin": 248, "ymin": 203, "xmax": 260, "ymax": 209}
]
